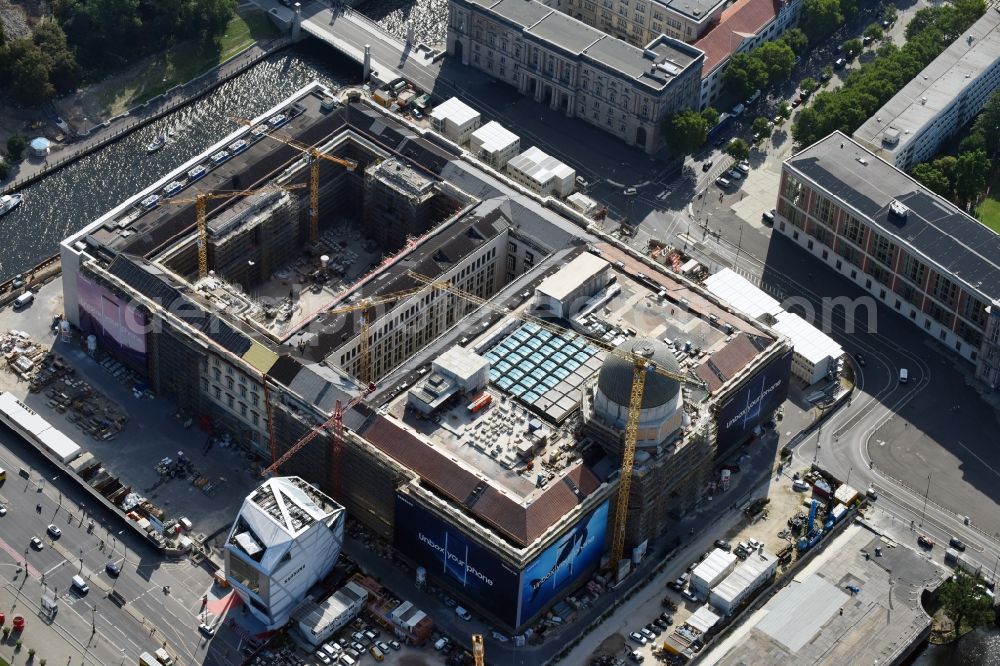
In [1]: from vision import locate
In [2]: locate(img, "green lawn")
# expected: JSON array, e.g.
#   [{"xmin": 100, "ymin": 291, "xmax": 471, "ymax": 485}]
[
  {"xmin": 94, "ymin": 10, "xmax": 279, "ymax": 116},
  {"xmin": 974, "ymin": 197, "xmax": 1000, "ymax": 233}
]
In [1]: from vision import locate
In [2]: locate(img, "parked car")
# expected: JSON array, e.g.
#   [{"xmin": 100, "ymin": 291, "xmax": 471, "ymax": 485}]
[
  {"xmin": 715, "ymin": 539, "xmax": 731, "ymax": 552},
  {"xmin": 762, "ymin": 209, "xmax": 775, "ymax": 224},
  {"xmin": 0, "ymin": 504, "xmax": 6, "ymax": 516},
  {"xmin": 668, "ymin": 578, "xmax": 684, "ymax": 592},
  {"xmin": 624, "ymin": 186, "xmax": 638, "ymax": 196},
  {"xmin": 682, "ymin": 588, "xmax": 699, "ymax": 603},
  {"xmin": 702, "ymin": 160, "xmax": 713, "ymax": 172},
  {"xmin": 628, "ymin": 650, "xmax": 645, "ymax": 663},
  {"xmin": 727, "ymin": 169, "xmax": 743, "ymax": 180},
  {"xmin": 736, "ymin": 161, "xmax": 750, "ymax": 175},
  {"xmin": 314, "ymin": 651, "xmax": 332, "ymax": 665},
  {"xmin": 645, "ymin": 623, "xmax": 660, "ymax": 636},
  {"xmin": 659, "ymin": 612, "xmax": 674, "ymax": 625},
  {"xmin": 640, "ymin": 627, "xmax": 656, "ymax": 640},
  {"xmin": 791, "ymin": 96, "xmax": 802, "ymax": 108},
  {"xmin": 834, "ymin": 57, "xmax": 847, "ymax": 69},
  {"xmin": 949, "ymin": 537, "xmax": 967, "ymax": 552},
  {"xmin": 198, "ymin": 622, "xmax": 215, "ymax": 637},
  {"xmin": 716, "ymin": 177, "xmax": 732, "ymax": 189},
  {"xmin": 629, "ymin": 631, "xmax": 647, "ymax": 645},
  {"xmin": 918, "ymin": 535, "xmax": 935, "ymax": 549}
]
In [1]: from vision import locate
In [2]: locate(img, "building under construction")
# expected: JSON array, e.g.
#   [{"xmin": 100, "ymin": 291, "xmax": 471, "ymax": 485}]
[{"xmin": 61, "ymin": 83, "xmax": 791, "ymax": 632}]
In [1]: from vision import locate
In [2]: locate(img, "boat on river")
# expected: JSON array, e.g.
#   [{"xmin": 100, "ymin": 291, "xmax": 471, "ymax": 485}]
[
  {"xmin": 0, "ymin": 193, "xmax": 23, "ymax": 217},
  {"xmin": 146, "ymin": 135, "xmax": 166, "ymax": 154}
]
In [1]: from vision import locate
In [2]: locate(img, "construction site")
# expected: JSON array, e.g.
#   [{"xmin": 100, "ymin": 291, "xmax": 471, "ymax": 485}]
[{"xmin": 59, "ymin": 82, "xmax": 794, "ymax": 633}]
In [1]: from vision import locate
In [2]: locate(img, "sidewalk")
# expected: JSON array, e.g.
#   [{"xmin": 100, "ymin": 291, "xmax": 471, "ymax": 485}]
[{"xmin": 0, "ymin": 575, "xmax": 128, "ymax": 666}]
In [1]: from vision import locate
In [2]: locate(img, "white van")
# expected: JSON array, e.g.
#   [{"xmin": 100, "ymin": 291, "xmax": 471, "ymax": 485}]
[
  {"xmin": 899, "ymin": 368, "xmax": 908, "ymax": 384},
  {"xmin": 71, "ymin": 575, "xmax": 89, "ymax": 594},
  {"xmin": 455, "ymin": 606, "xmax": 472, "ymax": 621},
  {"xmin": 12, "ymin": 292, "xmax": 33, "ymax": 310}
]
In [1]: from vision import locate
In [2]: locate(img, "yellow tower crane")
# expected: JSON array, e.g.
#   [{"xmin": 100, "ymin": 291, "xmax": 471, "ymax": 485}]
[
  {"xmin": 472, "ymin": 634, "xmax": 485, "ymax": 666},
  {"xmin": 406, "ymin": 270, "xmax": 707, "ymax": 575},
  {"xmin": 238, "ymin": 119, "xmax": 359, "ymax": 243},
  {"xmin": 166, "ymin": 184, "xmax": 306, "ymax": 280}
]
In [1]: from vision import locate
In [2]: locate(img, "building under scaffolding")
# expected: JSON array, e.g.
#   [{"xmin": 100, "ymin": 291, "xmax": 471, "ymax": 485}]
[{"xmin": 60, "ymin": 83, "xmax": 792, "ymax": 632}]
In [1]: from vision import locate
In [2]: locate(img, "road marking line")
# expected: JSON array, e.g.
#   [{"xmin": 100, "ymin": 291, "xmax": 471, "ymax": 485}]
[{"xmin": 955, "ymin": 440, "xmax": 1000, "ymax": 481}]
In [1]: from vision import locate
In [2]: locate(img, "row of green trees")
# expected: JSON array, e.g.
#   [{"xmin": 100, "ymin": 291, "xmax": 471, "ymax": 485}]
[
  {"xmin": 723, "ymin": 29, "xmax": 806, "ymax": 100},
  {"xmin": 53, "ymin": 0, "xmax": 236, "ymax": 71},
  {"xmin": 0, "ymin": 0, "xmax": 236, "ymax": 106},
  {"xmin": 792, "ymin": 0, "xmax": 987, "ymax": 147},
  {"xmin": 910, "ymin": 90, "xmax": 1000, "ymax": 207},
  {"xmin": 0, "ymin": 21, "xmax": 80, "ymax": 106}
]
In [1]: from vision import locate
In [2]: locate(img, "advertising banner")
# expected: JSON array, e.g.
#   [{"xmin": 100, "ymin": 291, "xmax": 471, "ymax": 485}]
[
  {"xmin": 518, "ymin": 500, "xmax": 609, "ymax": 626},
  {"xmin": 393, "ymin": 493, "xmax": 521, "ymax": 626},
  {"xmin": 76, "ymin": 273, "xmax": 148, "ymax": 369},
  {"xmin": 716, "ymin": 350, "xmax": 793, "ymax": 450}
]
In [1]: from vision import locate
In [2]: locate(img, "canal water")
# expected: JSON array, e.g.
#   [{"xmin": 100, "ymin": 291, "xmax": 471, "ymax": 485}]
[
  {"xmin": 1, "ymin": 44, "xmax": 358, "ymax": 278},
  {"xmin": 910, "ymin": 627, "xmax": 1000, "ymax": 666}
]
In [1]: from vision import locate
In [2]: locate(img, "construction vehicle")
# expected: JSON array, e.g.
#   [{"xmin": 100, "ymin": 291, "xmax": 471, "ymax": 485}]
[
  {"xmin": 238, "ymin": 119, "xmax": 359, "ymax": 243},
  {"xmin": 407, "ymin": 270, "xmax": 707, "ymax": 577},
  {"xmin": 472, "ymin": 633, "xmax": 484, "ymax": 666},
  {"xmin": 165, "ymin": 184, "xmax": 306, "ymax": 280}
]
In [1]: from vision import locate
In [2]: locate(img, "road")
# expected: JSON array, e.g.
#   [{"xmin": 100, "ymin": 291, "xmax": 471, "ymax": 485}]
[{"xmin": 0, "ymin": 427, "xmax": 239, "ymax": 666}]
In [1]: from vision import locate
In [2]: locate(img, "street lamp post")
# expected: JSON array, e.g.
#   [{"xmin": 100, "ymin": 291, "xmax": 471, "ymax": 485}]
[{"xmin": 920, "ymin": 473, "xmax": 931, "ymax": 527}]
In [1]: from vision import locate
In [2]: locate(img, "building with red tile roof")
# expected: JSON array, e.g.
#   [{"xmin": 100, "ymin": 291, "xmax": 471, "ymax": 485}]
[{"xmin": 692, "ymin": 0, "xmax": 802, "ymax": 109}]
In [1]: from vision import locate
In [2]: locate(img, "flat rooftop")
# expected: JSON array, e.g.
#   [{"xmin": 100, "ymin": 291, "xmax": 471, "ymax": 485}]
[
  {"xmin": 786, "ymin": 131, "xmax": 1000, "ymax": 303},
  {"xmin": 702, "ymin": 523, "xmax": 944, "ymax": 666},
  {"xmin": 852, "ymin": 8, "xmax": 1000, "ymax": 161},
  {"xmin": 464, "ymin": 0, "xmax": 703, "ymax": 92}
]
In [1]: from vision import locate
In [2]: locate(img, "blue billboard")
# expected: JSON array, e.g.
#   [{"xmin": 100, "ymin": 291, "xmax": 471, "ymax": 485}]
[
  {"xmin": 518, "ymin": 500, "xmax": 609, "ymax": 626},
  {"xmin": 716, "ymin": 350, "xmax": 793, "ymax": 450},
  {"xmin": 393, "ymin": 493, "xmax": 521, "ymax": 626}
]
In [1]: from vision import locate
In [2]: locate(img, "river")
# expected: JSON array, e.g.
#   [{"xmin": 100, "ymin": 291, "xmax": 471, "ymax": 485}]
[
  {"xmin": 0, "ymin": 44, "xmax": 358, "ymax": 278},
  {"xmin": 910, "ymin": 627, "xmax": 1000, "ymax": 666}
]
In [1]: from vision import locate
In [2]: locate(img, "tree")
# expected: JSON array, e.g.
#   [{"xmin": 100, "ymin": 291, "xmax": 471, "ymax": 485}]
[
  {"xmin": 959, "ymin": 130, "xmax": 987, "ymax": 155},
  {"xmin": 666, "ymin": 110, "xmax": 709, "ymax": 155},
  {"xmin": 754, "ymin": 41, "xmax": 796, "ymax": 84},
  {"xmin": 7, "ymin": 134, "xmax": 27, "ymax": 162},
  {"xmin": 822, "ymin": 65, "xmax": 834, "ymax": 81},
  {"xmin": 32, "ymin": 20, "xmax": 80, "ymax": 94},
  {"xmin": 791, "ymin": 107, "xmax": 822, "ymax": 145},
  {"xmin": 800, "ymin": 0, "xmax": 843, "ymax": 41},
  {"xmin": 800, "ymin": 77, "xmax": 819, "ymax": 96},
  {"xmin": 701, "ymin": 107, "xmax": 720, "ymax": 127},
  {"xmin": 883, "ymin": 5, "xmax": 898, "ymax": 24},
  {"xmin": 781, "ymin": 28, "xmax": 809, "ymax": 55},
  {"xmin": 752, "ymin": 116, "xmax": 772, "ymax": 138},
  {"xmin": 723, "ymin": 52, "xmax": 769, "ymax": 99},
  {"xmin": 972, "ymin": 89, "xmax": 1000, "ymax": 157},
  {"xmin": 911, "ymin": 161, "xmax": 953, "ymax": 198},
  {"xmin": 937, "ymin": 572, "xmax": 995, "ymax": 637},
  {"xmin": 7, "ymin": 44, "xmax": 54, "ymax": 105},
  {"xmin": 725, "ymin": 138, "xmax": 750, "ymax": 162},
  {"xmin": 842, "ymin": 38, "xmax": 863, "ymax": 58},
  {"xmin": 954, "ymin": 149, "xmax": 991, "ymax": 205},
  {"xmin": 778, "ymin": 103, "xmax": 792, "ymax": 120},
  {"xmin": 0, "ymin": 158, "xmax": 9, "ymax": 181},
  {"xmin": 864, "ymin": 23, "xmax": 884, "ymax": 42}
]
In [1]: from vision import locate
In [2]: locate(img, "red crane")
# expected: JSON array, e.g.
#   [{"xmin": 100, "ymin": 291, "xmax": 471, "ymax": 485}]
[{"xmin": 260, "ymin": 382, "xmax": 375, "ymax": 500}]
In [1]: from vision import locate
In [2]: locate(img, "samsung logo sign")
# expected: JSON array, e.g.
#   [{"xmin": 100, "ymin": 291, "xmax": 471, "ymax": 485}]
[{"xmin": 282, "ymin": 563, "xmax": 306, "ymax": 585}]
